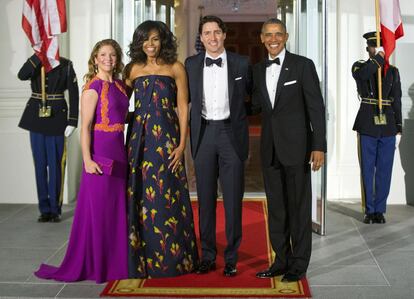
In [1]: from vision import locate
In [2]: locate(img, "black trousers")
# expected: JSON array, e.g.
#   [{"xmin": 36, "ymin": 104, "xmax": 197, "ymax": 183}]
[
  {"xmin": 263, "ymin": 149, "xmax": 312, "ymax": 274},
  {"xmin": 194, "ymin": 121, "xmax": 244, "ymax": 265}
]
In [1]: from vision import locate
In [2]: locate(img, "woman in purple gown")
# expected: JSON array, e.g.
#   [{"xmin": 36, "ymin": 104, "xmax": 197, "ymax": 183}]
[{"xmin": 34, "ymin": 39, "xmax": 129, "ymax": 283}]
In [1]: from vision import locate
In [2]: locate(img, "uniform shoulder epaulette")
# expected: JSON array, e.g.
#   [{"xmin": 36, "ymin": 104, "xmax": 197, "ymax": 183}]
[
  {"xmin": 352, "ymin": 60, "xmax": 365, "ymax": 72},
  {"xmin": 388, "ymin": 64, "xmax": 398, "ymax": 69}
]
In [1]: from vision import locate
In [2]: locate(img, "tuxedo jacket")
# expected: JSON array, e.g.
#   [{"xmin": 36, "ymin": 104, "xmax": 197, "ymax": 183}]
[
  {"xmin": 185, "ymin": 51, "xmax": 252, "ymax": 161},
  {"xmin": 251, "ymin": 51, "xmax": 326, "ymax": 166},
  {"xmin": 18, "ymin": 54, "xmax": 79, "ymax": 136}
]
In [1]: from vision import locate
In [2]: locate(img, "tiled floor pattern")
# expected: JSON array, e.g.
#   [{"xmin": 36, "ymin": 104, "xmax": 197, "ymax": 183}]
[{"xmin": 1, "ymin": 201, "xmax": 414, "ymax": 298}]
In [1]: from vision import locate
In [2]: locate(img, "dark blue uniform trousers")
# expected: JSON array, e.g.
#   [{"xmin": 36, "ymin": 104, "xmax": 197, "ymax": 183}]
[
  {"xmin": 359, "ymin": 134, "xmax": 396, "ymax": 214},
  {"xmin": 30, "ymin": 132, "xmax": 65, "ymax": 215}
]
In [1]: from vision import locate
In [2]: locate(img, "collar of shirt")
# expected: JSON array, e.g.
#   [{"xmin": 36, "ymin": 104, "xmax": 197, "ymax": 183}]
[
  {"xmin": 268, "ymin": 48, "xmax": 286, "ymax": 67},
  {"xmin": 205, "ymin": 50, "xmax": 227, "ymax": 67}
]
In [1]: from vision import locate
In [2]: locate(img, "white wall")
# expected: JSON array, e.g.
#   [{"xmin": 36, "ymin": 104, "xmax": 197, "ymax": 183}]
[{"xmin": 327, "ymin": 0, "xmax": 413, "ymax": 205}]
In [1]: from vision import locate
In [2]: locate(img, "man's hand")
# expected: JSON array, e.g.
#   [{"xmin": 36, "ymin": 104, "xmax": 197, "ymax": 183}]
[
  {"xmin": 309, "ymin": 151, "xmax": 325, "ymax": 171},
  {"xmin": 375, "ymin": 47, "xmax": 385, "ymax": 58},
  {"xmin": 64, "ymin": 125, "xmax": 76, "ymax": 137}
]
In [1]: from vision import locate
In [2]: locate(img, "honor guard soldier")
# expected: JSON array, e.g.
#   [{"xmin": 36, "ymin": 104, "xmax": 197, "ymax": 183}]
[
  {"xmin": 18, "ymin": 53, "xmax": 79, "ymax": 223},
  {"xmin": 352, "ymin": 31, "xmax": 402, "ymax": 224}
]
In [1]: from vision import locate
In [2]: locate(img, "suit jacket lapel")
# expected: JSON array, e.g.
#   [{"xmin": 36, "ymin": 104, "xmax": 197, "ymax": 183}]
[
  {"xmin": 274, "ymin": 51, "xmax": 292, "ymax": 109},
  {"xmin": 259, "ymin": 60, "xmax": 273, "ymax": 110},
  {"xmin": 227, "ymin": 52, "xmax": 236, "ymax": 107},
  {"xmin": 194, "ymin": 53, "xmax": 205, "ymax": 109}
]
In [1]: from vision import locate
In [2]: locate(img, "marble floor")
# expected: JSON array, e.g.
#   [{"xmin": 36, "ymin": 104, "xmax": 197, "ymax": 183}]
[{"xmin": 1, "ymin": 201, "xmax": 414, "ymax": 298}]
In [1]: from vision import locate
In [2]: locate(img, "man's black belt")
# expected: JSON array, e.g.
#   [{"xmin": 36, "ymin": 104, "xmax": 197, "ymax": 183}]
[
  {"xmin": 31, "ymin": 92, "xmax": 65, "ymax": 100},
  {"xmin": 201, "ymin": 118, "xmax": 231, "ymax": 125},
  {"xmin": 360, "ymin": 97, "xmax": 392, "ymax": 106}
]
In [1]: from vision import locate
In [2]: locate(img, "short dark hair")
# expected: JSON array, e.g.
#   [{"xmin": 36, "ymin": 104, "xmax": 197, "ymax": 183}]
[
  {"xmin": 199, "ymin": 15, "xmax": 227, "ymax": 34},
  {"xmin": 261, "ymin": 18, "xmax": 287, "ymax": 33},
  {"xmin": 128, "ymin": 20, "xmax": 177, "ymax": 65}
]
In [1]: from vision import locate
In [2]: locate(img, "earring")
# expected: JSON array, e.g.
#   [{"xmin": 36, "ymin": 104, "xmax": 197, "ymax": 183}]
[{"xmin": 94, "ymin": 64, "xmax": 98, "ymax": 73}]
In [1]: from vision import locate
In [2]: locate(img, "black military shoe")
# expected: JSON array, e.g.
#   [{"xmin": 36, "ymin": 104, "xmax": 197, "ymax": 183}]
[
  {"xmin": 37, "ymin": 213, "xmax": 50, "ymax": 222},
  {"xmin": 196, "ymin": 260, "xmax": 216, "ymax": 274},
  {"xmin": 49, "ymin": 214, "xmax": 61, "ymax": 223},
  {"xmin": 375, "ymin": 213, "xmax": 386, "ymax": 224},
  {"xmin": 223, "ymin": 263, "xmax": 237, "ymax": 277},
  {"xmin": 363, "ymin": 213, "xmax": 375, "ymax": 224}
]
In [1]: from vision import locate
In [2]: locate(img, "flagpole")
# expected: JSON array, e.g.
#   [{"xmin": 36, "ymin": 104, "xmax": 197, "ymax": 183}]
[
  {"xmin": 41, "ymin": 66, "xmax": 46, "ymax": 114},
  {"xmin": 375, "ymin": 0, "xmax": 384, "ymax": 115}
]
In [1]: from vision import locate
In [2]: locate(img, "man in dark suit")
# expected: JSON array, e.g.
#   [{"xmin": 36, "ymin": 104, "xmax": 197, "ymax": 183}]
[
  {"xmin": 185, "ymin": 15, "xmax": 251, "ymax": 277},
  {"xmin": 251, "ymin": 18, "xmax": 326, "ymax": 282},
  {"xmin": 352, "ymin": 32, "xmax": 402, "ymax": 224},
  {"xmin": 18, "ymin": 53, "xmax": 79, "ymax": 223}
]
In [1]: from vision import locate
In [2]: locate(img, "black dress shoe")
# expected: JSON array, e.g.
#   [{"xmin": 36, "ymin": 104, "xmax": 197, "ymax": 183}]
[
  {"xmin": 223, "ymin": 263, "xmax": 237, "ymax": 277},
  {"xmin": 49, "ymin": 214, "xmax": 61, "ymax": 223},
  {"xmin": 256, "ymin": 268, "xmax": 287, "ymax": 278},
  {"xmin": 375, "ymin": 213, "xmax": 386, "ymax": 224},
  {"xmin": 363, "ymin": 213, "xmax": 375, "ymax": 224},
  {"xmin": 37, "ymin": 214, "xmax": 50, "ymax": 222},
  {"xmin": 281, "ymin": 272, "xmax": 305, "ymax": 282},
  {"xmin": 196, "ymin": 260, "xmax": 216, "ymax": 274}
]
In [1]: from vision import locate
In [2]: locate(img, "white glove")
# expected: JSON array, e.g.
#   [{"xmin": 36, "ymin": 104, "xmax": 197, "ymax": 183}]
[
  {"xmin": 64, "ymin": 125, "xmax": 76, "ymax": 137},
  {"xmin": 375, "ymin": 47, "xmax": 385, "ymax": 55},
  {"xmin": 395, "ymin": 134, "xmax": 401, "ymax": 149}
]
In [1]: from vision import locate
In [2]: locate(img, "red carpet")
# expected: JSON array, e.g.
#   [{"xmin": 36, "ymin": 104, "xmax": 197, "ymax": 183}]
[{"xmin": 101, "ymin": 200, "xmax": 311, "ymax": 297}]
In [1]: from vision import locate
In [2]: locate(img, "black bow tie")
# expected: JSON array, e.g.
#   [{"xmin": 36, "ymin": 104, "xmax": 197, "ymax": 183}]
[
  {"xmin": 205, "ymin": 57, "xmax": 222, "ymax": 67},
  {"xmin": 266, "ymin": 57, "xmax": 280, "ymax": 67}
]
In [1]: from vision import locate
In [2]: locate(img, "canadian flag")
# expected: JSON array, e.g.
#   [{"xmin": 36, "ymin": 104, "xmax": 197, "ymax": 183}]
[
  {"xmin": 22, "ymin": 0, "xmax": 67, "ymax": 72},
  {"xmin": 379, "ymin": 0, "xmax": 404, "ymax": 67}
]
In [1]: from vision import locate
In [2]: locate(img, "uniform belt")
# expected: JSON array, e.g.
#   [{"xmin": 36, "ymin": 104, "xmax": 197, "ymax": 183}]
[
  {"xmin": 31, "ymin": 92, "xmax": 65, "ymax": 100},
  {"xmin": 361, "ymin": 98, "xmax": 393, "ymax": 106},
  {"xmin": 201, "ymin": 118, "xmax": 231, "ymax": 125}
]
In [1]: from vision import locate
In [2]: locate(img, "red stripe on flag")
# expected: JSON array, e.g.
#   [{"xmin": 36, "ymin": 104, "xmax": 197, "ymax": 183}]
[
  {"xmin": 21, "ymin": 0, "xmax": 66, "ymax": 72},
  {"xmin": 56, "ymin": 0, "xmax": 67, "ymax": 33},
  {"xmin": 22, "ymin": 15, "xmax": 34, "ymax": 45}
]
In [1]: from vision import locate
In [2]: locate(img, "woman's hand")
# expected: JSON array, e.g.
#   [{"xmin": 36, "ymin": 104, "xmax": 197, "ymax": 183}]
[
  {"xmin": 84, "ymin": 159, "xmax": 103, "ymax": 175},
  {"xmin": 168, "ymin": 145, "xmax": 185, "ymax": 172}
]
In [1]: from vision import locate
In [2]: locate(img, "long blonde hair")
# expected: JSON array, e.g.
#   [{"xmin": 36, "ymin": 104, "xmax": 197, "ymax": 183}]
[{"xmin": 83, "ymin": 39, "xmax": 124, "ymax": 82}]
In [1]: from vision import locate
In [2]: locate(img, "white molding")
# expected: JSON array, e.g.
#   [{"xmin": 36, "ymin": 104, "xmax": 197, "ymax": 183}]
[
  {"xmin": 0, "ymin": 88, "xmax": 30, "ymax": 99},
  {"xmin": 0, "ymin": 89, "xmax": 29, "ymax": 118}
]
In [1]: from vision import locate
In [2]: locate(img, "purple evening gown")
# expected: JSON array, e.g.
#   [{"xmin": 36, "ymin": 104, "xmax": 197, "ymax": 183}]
[{"xmin": 34, "ymin": 77, "xmax": 129, "ymax": 283}]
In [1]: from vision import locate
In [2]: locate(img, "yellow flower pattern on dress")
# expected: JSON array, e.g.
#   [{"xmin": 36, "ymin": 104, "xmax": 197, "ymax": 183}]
[{"xmin": 127, "ymin": 75, "xmax": 198, "ymax": 279}]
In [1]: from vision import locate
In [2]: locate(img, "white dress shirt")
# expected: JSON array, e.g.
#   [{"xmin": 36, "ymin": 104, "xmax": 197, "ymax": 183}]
[
  {"xmin": 202, "ymin": 51, "xmax": 230, "ymax": 120},
  {"xmin": 266, "ymin": 48, "xmax": 286, "ymax": 108}
]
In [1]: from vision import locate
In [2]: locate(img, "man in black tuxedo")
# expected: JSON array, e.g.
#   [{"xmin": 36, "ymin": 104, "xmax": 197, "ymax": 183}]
[
  {"xmin": 185, "ymin": 15, "xmax": 251, "ymax": 277},
  {"xmin": 251, "ymin": 18, "xmax": 326, "ymax": 282}
]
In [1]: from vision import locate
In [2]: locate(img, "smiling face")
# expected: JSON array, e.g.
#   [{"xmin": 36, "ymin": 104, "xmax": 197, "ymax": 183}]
[
  {"xmin": 143, "ymin": 29, "xmax": 161, "ymax": 59},
  {"xmin": 200, "ymin": 21, "xmax": 226, "ymax": 57},
  {"xmin": 94, "ymin": 45, "xmax": 117, "ymax": 74},
  {"xmin": 260, "ymin": 23, "xmax": 289, "ymax": 59}
]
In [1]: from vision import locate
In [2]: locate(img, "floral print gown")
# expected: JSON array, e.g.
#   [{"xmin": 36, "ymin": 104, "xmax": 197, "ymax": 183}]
[{"xmin": 127, "ymin": 75, "xmax": 198, "ymax": 278}]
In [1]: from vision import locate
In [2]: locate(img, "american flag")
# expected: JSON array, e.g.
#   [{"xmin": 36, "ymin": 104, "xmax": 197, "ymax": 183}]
[
  {"xmin": 194, "ymin": 14, "xmax": 205, "ymax": 53},
  {"xmin": 22, "ymin": 0, "xmax": 67, "ymax": 72},
  {"xmin": 194, "ymin": 33, "xmax": 205, "ymax": 53}
]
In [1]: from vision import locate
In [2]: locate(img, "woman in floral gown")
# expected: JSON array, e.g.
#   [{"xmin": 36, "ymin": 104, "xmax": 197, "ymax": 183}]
[
  {"xmin": 125, "ymin": 20, "xmax": 198, "ymax": 278},
  {"xmin": 34, "ymin": 39, "xmax": 129, "ymax": 283}
]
